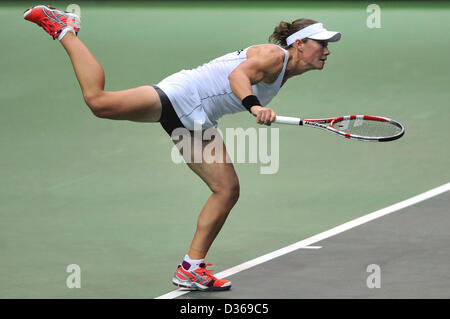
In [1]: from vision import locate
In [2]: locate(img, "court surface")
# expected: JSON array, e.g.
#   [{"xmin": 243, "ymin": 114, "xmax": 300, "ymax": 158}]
[
  {"xmin": 1, "ymin": 1, "xmax": 449, "ymax": 298},
  {"xmin": 169, "ymin": 186, "xmax": 450, "ymax": 299}
]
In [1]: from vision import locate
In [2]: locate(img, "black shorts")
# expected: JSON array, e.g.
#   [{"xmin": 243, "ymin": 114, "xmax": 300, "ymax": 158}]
[{"xmin": 152, "ymin": 85, "xmax": 189, "ymax": 136}]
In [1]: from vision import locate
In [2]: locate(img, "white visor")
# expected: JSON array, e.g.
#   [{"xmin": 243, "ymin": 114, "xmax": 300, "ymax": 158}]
[{"xmin": 286, "ymin": 23, "xmax": 341, "ymax": 46}]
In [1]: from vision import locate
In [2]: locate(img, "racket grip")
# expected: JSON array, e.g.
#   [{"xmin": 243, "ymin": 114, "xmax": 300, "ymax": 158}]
[{"xmin": 274, "ymin": 116, "xmax": 302, "ymax": 126}]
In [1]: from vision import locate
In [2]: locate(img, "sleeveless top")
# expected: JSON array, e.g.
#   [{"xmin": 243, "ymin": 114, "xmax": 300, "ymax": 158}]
[{"xmin": 157, "ymin": 45, "xmax": 289, "ymax": 130}]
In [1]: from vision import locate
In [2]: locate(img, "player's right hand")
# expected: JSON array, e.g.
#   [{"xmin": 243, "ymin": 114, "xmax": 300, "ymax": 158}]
[{"xmin": 250, "ymin": 105, "xmax": 276, "ymax": 126}]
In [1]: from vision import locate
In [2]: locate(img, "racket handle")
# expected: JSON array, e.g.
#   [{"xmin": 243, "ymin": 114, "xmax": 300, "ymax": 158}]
[{"xmin": 274, "ymin": 116, "xmax": 302, "ymax": 126}]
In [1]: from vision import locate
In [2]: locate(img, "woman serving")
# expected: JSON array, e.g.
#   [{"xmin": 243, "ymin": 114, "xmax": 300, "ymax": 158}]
[{"xmin": 24, "ymin": 5, "xmax": 341, "ymax": 291}]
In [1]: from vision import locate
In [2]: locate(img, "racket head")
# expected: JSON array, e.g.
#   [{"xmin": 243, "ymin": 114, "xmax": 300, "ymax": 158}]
[{"xmin": 328, "ymin": 115, "xmax": 405, "ymax": 142}]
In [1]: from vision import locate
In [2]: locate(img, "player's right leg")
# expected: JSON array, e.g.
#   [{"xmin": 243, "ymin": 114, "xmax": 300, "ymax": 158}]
[
  {"xmin": 24, "ymin": 5, "xmax": 162, "ymax": 123},
  {"xmin": 60, "ymin": 32, "xmax": 162, "ymax": 122}
]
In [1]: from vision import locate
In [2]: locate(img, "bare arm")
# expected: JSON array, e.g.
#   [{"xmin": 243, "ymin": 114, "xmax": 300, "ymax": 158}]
[{"xmin": 228, "ymin": 45, "xmax": 284, "ymax": 125}]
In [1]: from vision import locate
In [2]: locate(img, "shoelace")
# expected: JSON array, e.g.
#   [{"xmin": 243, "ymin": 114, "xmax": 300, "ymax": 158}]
[
  {"xmin": 38, "ymin": 17, "xmax": 57, "ymax": 35},
  {"xmin": 199, "ymin": 263, "xmax": 216, "ymax": 277}
]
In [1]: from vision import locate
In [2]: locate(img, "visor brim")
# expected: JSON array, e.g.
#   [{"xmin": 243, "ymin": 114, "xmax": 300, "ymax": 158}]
[{"xmin": 309, "ymin": 31, "xmax": 341, "ymax": 42}]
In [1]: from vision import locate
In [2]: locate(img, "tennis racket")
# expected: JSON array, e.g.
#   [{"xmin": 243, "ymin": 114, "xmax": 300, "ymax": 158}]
[{"xmin": 274, "ymin": 115, "xmax": 404, "ymax": 142}]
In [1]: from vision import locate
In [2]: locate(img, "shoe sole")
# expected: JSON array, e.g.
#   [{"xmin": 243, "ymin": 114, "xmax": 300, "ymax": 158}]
[
  {"xmin": 172, "ymin": 278, "xmax": 231, "ymax": 291},
  {"xmin": 24, "ymin": 5, "xmax": 80, "ymax": 24}
]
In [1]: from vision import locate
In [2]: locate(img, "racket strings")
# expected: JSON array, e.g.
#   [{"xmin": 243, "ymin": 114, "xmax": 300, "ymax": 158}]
[{"xmin": 333, "ymin": 119, "xmax": 402, "ymax": 137}]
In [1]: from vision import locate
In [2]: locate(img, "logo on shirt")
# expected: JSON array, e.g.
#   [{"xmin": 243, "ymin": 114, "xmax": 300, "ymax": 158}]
[{"xmin": 236, "ymin": 49, "xmax": 243, "ymax": 55}]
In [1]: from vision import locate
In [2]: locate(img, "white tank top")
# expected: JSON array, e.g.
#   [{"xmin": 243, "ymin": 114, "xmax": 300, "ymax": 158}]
[{"xmin": 157, "ymin": 45, "xmax": 289, "ymax": 130}]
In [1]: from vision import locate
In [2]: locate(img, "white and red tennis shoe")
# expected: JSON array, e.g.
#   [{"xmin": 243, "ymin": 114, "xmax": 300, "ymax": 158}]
[
  {"xmin": 173, "ymin": 262, "xmax": 232, "ymax": 291},
  {"xmin": 24, "ymin": 5, "xmax": 80, "ymax": 40}
]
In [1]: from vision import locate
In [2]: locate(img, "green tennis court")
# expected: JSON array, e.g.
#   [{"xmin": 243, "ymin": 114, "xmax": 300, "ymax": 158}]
[{"xmin": 1, "ymin": 1, "xmax": 449, "ymax": 298}]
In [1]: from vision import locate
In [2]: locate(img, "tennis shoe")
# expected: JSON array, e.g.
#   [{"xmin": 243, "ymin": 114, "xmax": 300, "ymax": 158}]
[
  {"xmin": 172, "ymin": 263, "xmax": 231, "ymax": 291},
  {"xmin": 24, "ymin": 5, "xmax": 80, "ymax": 40}
]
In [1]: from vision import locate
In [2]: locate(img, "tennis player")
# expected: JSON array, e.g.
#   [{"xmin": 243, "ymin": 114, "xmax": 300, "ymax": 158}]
[{"xmin": 24, "ymin": 5, "xmax": 341, "ymax": 291}]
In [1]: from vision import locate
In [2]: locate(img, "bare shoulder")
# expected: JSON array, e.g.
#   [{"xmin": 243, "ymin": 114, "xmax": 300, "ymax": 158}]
[
  {"xmin": 231, "ymin": 44, "xmax": 285, "ymax": 84},
  {"xmin": 247, "ymin": 44, "xmax": 285, "ymax": 64}
]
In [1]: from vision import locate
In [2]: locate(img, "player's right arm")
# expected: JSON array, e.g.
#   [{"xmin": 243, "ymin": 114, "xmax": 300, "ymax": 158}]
[{"xmin": 228, "ymin": 45, "xmax": 284, "ymax": 125}]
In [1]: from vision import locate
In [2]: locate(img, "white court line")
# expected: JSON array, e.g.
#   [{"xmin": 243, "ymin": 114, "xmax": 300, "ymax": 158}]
[{"xmin": 155, "ymin": 182, "xmax": 450, "ymax": 299}]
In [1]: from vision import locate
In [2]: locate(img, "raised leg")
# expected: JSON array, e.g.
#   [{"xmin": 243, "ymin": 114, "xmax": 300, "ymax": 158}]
[{"xmin": 60, "ymin": 32, "xmax": 162, "ymax": 122}]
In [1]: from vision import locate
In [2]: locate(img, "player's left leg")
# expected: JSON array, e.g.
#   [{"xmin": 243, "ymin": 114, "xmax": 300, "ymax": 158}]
[
  {"xmin": 172, "ymin": 132, "xmax": 239, "ymax": 291},
  {"xmin": 184, "ymin": 133, "xmax": 240, "ymax": 260}
]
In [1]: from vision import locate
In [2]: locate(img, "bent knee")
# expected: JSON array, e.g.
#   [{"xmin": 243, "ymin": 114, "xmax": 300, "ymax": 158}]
[{"xmin": 213, "ymin": 180, "xmax": 240, "ymax": 203}]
